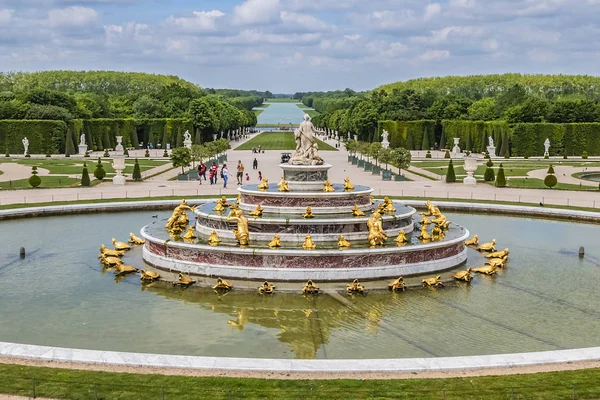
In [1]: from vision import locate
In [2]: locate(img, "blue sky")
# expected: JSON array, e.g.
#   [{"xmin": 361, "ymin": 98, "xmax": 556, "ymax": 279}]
[{"xmin": 0, "ymin": 0, "xmax": 599, "ymax": 92}]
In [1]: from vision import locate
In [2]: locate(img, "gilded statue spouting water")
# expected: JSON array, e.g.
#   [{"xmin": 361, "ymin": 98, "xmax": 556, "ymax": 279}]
[
  {"xmin": 478, "ymin": 239, "xmax": 496, "ymax": 252},
  {"xmin": 175, "ymin": 273, "xmax": 196, "ymax": 286},
  {"xmin": 337, "ymin": 235, "xmax": 350, "ymax": 248},
  {"xmin": 277, "ymin": 176, "xmax": 290, "ymax": 192},
  {"xmin": 421, "ymin": 200, "xmax": 441, "ymax": 217},
  {"xmin": 99, "ymin": 244, "xmax": 123, "ymax": 258},
  {"xmin": 485, "ymin": 248, "xmax": 509, "ymax": 259},
  {"xmin": 352, "ymin": 205, "xmax": 365, "ymax": 217},
  {"xmin": 420, "ymin": 216, "xmax": 432, "ymax": 226},
  {"xmin": 140, "ymin": 270, "xmax": 160, "ymax": 282},
  {"xmin": 302, "ymin": 206, "xmax": 315, "ymax": 218},
  {"xmin": 487, "ymin": 255, "xmax": 508, "ymax": 268},
  {"xmin": 473, "ymin": 264, "xmax": 497, "ymax": 275},
  {"xmin": 465, "ymin": 234, "xmax": 479, "ymax": 246},
  {"xmin": 208, "ymin": 230, "xmax": 221, "ymax": 246},
  {"xmin": 258, "ymin": 178, "xmax": 269, "ymax": 191},
  {"xmin": 302, "ymin": 234, "xmax": 316, "ymax": 250},
  {"xmin": 383, "ymin": 197, "xmax": 396, "ymax": 213},
  {"xmin": 388, "ymin": 277, "xmax": 406, "ymax": 291},
  {"xmin": 213, "ymin": 198, "xmax": 228, "ymax": 212},
  {"xmin": 367, "ymin": 210, "xmax": 388, "ymax": 246},
  {"xmin": 128, "ymin": 233, "xmax": 145, "ymax": 245},
  {"xmin": 454, "ymin": 268, "xmax": 473, "ymax": 282},
  {"xmin": 417, "ymin": 225, "xmax": 431, "ymax": 241},
  {"xmin": 183, "ymin": 226, "xmax": 197, "ymax": 241},
  {"xmin": 114, "ymin": 263, "xmax": 138, "ymax": 275},
  {"xmin": 258, "ymin": 281, "xmax": 275, "ymax": 294},
  {"xmin": 302, "ymin": 279, "xmax": 320, "ymax": 294},
  {"xmin": 219, "ymin": 196, "xmax": 230, "ymax": 208},
  {"xmin": 422, "ymin": 275, "xmax": 443, "ymax": 288},
  {"xmin": 394, "ymin": 230, "xmax": 408, "ymax": 244},
  {"xmin": 343, "ymin": 177, "xmax": 354, "ymax": 191},
  {"xmin": 323, "ymin": 180, "xmax": 335, "ymax": 192},
  {"xmin": 112, "ymin": 238, "xmax": 131, "ymax": 251},
  {"xmin": 165, "ymin": 199, "xmax": 196, "ymax": 235},
  {"xmin": 346, "ymin": 279, "xmax": 365, "ymax": 294},
  {"xmin": 213, "ymin": 277, "xmax": 232, "ymax": 291},
  {"xmin": 227, "ymin": 209, "xmax": 250, "ymax": 246},
  {"xmin": 249, "ymin": 204, "xmax": 263, "ymax": 217},
  {"xmin": 269, "ymin": 234, "xmax": 281, "ymax": 248}
]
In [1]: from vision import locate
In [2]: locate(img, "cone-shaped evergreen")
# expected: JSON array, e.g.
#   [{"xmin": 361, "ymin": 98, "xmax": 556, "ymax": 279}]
[
  {"xmin": 421, "ymin": 133, "xmax": 430, "ymax": 151},
  {"xmin": 81, "ymin": 162, "xmax": 91, "ymax": 187},
  {"xmin": 124, "ymin": 148, "xmax": 129, "ymax": 157},
  {"xmin": 132, "ymin": 158, "xmax": 142, "ymax": 181},
  {"xmin": 446, "ymin": 159, "xmax": 456, "ymax": 183},
  {"xmin": 547, "ymin": 165, "xmax": 555, "ymax": 174},
  {"xmin": 426, "ymin": 150, "xmax": 432, "ymax": 159},
  {"xmin": 484, "ymin": 159, "xmax": 495, "ymax": 181},
  {"xmin": 145, "ymin": 148, "xmax": 150, "ymax": 157},
  {"xmin": 93, "ymin": 157, "xmax": 106, "ymax": 180},
  {"xmin": 103, "ymin": 149, "xmax": 110, "ymax": 158},
  {"xmin": 28, "ymin": 166, "xmax": 41, "ymax": 188},
  {"xmin": 163, "ymin": 149, "xmax": 168, "ymax": 157},
  {"xmin": 495, "ymin": 163, "xmax": 506, "ymax": 187},
  {"xmin": 444, "ymin": 150, "xmax": 450, "ymax": 159}
]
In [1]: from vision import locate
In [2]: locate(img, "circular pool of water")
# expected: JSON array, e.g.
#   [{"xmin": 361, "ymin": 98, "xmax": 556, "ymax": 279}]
[
  {"xmin": 579, "ymin": 172, "xmax": 600, "ymax": 182},
  {"xmin": 1, "ymin": 209, "xmax": 599, "ymax": 360}
]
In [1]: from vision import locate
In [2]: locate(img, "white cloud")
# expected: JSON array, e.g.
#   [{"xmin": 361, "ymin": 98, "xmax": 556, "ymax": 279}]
[
  {"xmin": 344, "ymin": 34, "xmax": 361, "ymax": 41},
  {"xmin": 48, "ymin": 6, "xmax": 98, "ymax": 27},
  {"xmin": 232, "ymin": 0, "xmax": 279, "ymax": 25},
  {"xmin": 279, "ymin": 11, "xmax": 329, "ymax": 31},
  {"xmin": 418, "ymin": 49, "xmax": 450, "ymax": 61},
  {"xmin": 0, "ymin": 9, "xmax": 13, "ymax": 24},
  {"xmin": 450, "ymin": 0, "xmax": 475, "ymax": 8},
  {"xmin": 412, "ymin": 26, "xmax": 485, "ymax": 45},
  {"xmin": 483, "ymin": 38, "xmax": 499, "ymax": 51},
  {"xmin": 164, "ymin": 10, "xmax": 225, "ymax": 33},
  {"xmin": 424, "ymin": 3, "xmax": 441, "ymax": 21}
]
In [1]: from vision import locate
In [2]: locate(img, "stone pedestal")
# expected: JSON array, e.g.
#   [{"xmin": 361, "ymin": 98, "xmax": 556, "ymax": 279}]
[
  {"xmin": 463, "ymin": 156, "xmax": 477, "ymax": 185},
  {"xmin": 184, "ymin": 139, "xmax": 192, "ymax": 150},
  {"xmin": 487, "ymin": 146, "xmax": 496, "ymax": 157},
  {"xmin": 280, "ymin": 163, "xmax": 332, "ymax": 191},
  {"xmin": 78, "ymin": 144, "xmax": 88, "ymax": 155}
]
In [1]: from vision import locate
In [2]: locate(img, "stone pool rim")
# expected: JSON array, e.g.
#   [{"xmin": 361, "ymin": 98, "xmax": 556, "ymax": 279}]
[{"xmin": 2, "ymin": 200, "xmax": 600, "ymax": 372}]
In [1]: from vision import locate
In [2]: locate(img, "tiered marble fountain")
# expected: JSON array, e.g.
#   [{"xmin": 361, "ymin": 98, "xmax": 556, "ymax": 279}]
[{"xmin": 142, "ymin": 116, "xmax": 469, "ymax": 282}]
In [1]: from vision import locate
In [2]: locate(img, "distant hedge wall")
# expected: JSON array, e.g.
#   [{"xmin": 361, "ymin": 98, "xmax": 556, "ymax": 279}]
[
  {"xmin": 510, "ymin": 123, "xmax": 565, "ymax": 157},
  {"xmin": 0, "ymin": 120, "xmax": 67, "ymax": 154},
  {"xmin": 377, "ymin": 120, "xmax": 436, "ymax": 150},
  {"xmin": 441, "ymin": 120, "xmax": 511, "ymax": 156},
  {"xmin": 563, "ymin": 123, "xmax": 600, "ymax": 156}
]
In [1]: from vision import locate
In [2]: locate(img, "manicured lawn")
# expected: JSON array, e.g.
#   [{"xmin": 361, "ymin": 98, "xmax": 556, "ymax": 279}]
[
  {"xmin": 235, "ymin": 131, "xmax": 337, "ymax": 151},
  {"xmin": 1, "ymin": 362, "xmax": 600, "ymax": 399},
  {"xmin": 304, "ymin": 109, "xmax": 320, "ymax": 118},
  {"xmin": 253, "ymin": 109, "xmax": 263, "ymax": 116},
  {"xmin": 256, "ymin": 103, "xmax": 270, "ymax": 108},
  {"xmin": 0, "ymin": 176, "xmax": 83, "ymax": 189},
  {"xmin": 496, "ymin": 178, "xmax": 600, "ymax": 191},
  {"xmin": 296, "ymin": 104, "xmax": 311, "ymax": 109},
  {"xmin": 9, "ymin": 158, "xmax": 168, "ymax": 175}
]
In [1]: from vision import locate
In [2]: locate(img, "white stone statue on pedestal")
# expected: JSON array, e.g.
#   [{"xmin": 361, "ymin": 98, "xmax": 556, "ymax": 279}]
[
  {"xmin": 381, "ymin": 130, "xmax": 390, "ymax": 149},
  {"xmin": 452, "ymin": 137, "xmax": 461, "ymax": 154},
  {"xmin": 78, "ymin": 133, "xmax": 88, "ymax": 155},
  {"xmin": 347, "ymin": 132, "xmax": 351, "ymax": 141},
  {"xmin": 183, "ymin": 130, "xmax": 193, "ymax": 149},
  {"xmin": 112, "ymin": 136, "xmax": 126, "ymax": 185},
  {"xmin": 289, "ymin": 114, "xmax": 324, "ymax": 166},
  {"xmin": 487, "ymin": 136, "xmax": 496, "ymax": 157},
  {"xmin": 463, "ymin": 155, "xmax": 478, "ymax": 186},
  {"xmin": 22, "ymin": 137, "xmax": 29, "ymax": 156},
  {"xmin": 544, "ymin": 138, "xmax": 550, "ymax": 157}
]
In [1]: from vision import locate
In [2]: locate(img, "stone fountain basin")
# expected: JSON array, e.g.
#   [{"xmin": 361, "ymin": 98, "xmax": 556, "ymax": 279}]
[{"xmin": 194, "ymin": 202, "xmax": 416, "ymax": 242}]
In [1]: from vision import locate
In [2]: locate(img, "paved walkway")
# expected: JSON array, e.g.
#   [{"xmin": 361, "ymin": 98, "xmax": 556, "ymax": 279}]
[
  {"xmin": 528, "ymin": 165, "xmax": 600, "ymax": 187},
  {"xmin": 0, "ymin": 163, "xmax": 53, "ymax": 182}
]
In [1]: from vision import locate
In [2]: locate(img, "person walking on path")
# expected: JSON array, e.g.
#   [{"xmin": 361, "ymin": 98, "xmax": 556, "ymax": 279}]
[
  {"xmin": 221, "ymin": 164, "xmax": 233, "ymax": 188},
  {"xmin": 209, "ymin": 162, "xmax": 218, "ymax": 185},
  {"xmin": 237, "ymin": 160, "xmax": 245, "ymax": 185},
  {"xmin": 253, "ymin": 158, "xmax": 258, "ymax": 170},
  {"xmin": 198, "ymin": 162, "xmax": 207, "ymax": 185},
  {"xmin": 258, "ymin": 171, "xmax": 262, "ymax": 181}
]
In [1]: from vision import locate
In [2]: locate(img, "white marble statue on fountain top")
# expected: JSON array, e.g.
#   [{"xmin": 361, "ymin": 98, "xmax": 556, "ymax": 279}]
[
  {"xmin": 544, "ymin": 138, "xmax": 551, "ymax": 155},
  {"xmin": 22, "ymin": 137, "xmax": 29, "ymax": 156},
  {"xmin": 381, "ymin": 130, "xmax": 390, "ymax": 149},
  {"xmin": 289, "ymin": 114, "xmax": 324, "ymax": 165}
]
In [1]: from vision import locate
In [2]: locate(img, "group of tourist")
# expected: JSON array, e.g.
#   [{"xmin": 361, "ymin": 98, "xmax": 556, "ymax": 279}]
[
  {"xmin": 196, "ymin": 160, "xmax": 262, "ymax": 189},
  {"xmin": 252, "ymin": 146, "xmax": 263, "ymax": 153}
]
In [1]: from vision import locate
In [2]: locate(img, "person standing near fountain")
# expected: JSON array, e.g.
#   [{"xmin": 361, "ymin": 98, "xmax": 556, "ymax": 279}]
[{"xmin": 221, "ymin": 164, "xmax": 232, "ymax": 189}]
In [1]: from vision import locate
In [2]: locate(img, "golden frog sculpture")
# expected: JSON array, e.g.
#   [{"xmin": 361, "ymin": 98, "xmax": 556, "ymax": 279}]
[
  {"xmin": 176, "ymin": 273, "xmax": 196, "ymax": 286},
  {"xmin": 114, "ymin": 263, "xmax": 138, "ymax": 275},
  {"xmin": 323, "ymin": 180, "xmax": 335, "ymax": 192},
  {"xmin": 473, "ymin": 264, "xmax": 497, "ymax": 275},
  {"xmin": 338, "ymin": 235, "xmax": 350, "ymax": 248},
  {"xmin": 219, "ymin": 196, "xmax": 230, "ymax": 208},
  {"xmin": 183, "ymin": 226, "xmax": 196, "ymax": 241},
  {"xmin": 383, "ymin": 197, "xmax": 396, "ymax": 213},
  {"xmin": 258, "ymin": 281, "xmax": 275, "ymax": 294},
  {"xmin": 213, "ymin": 199, "xmax": 227, "ymax": 212},
  {"xmin": 302, "ymin": 279, "xmax": 320, "ymax": 294},
  {"xmin": 346, "ymin": 279, "xmax": 365, "ymax": 294},
  {"xmin": 258, "ymin": 178, "xmax": 269, "ymax": 191},
  {"xmin": 431, "ymin": 214, "xmax": 446, "ymax": 226},
  {"xmin": 269, "ymin": 234, "xmax": 281, "ymax": 248},
  {"xmin": 352, "ymin": 205, "xmax": 365, "ymax": 217},
  {"xmin": 128, "ymin": 233, "xmax": 145, "ymax": 245},
  {"xmin": 394, "ymin": 230, "xmax": 408, "ymax": 244},
  {"xmin": 249, "ymin": 204, "xmax": 264, "ymax": 217},
  {"xmin": 343, "ymin": 177, "xmax": 354, "ymax": 191},
  {"xmin": 302, "ymin": 206, "xmax": 315, "ymax": 219},
  {"xmin": 207, "ymin": 230, "xmax": 221, "ymax": 246},
  {"xmin": 370, "ymin": 195, "xmax": 375, "ymax": 205},
  {"xmin": 236, "ymin": 194, "xmax": 241, "ymax": 205},
  {"xmin": 388, "ymin": 277, "xmax": 406, "ymax": 292},
  {"xmin": 485, "ymin": 248, "xmax": 509, "ymax": 259},
  {"xmin": 140, "ymin": 270, "xmax": 160, "ymax": 282},
  {"xmin": 277, "ymin": 176, "xmax": 290, "ymax": 192},
  {"xmin": 417, "ymin": 225, "xmax": 431, "ymax": 241},
  {"xmin": 431, "ymin": 225, "xmax": 444, "ymax": 241},
  {"xmin": 99, "ymin": 244, "xmax": 124, "ymax": 258},
  {"xmin": 302, "ymin": 234, "xmax": 316, "ymax": 250},
  {"xmin": 487, "ymin": 255, "xmax": 508, "ymax": 268},
  {"xmin": 112, "ymin": 238, "xmax": 131, "ymax": 251},
  {"xmin": 367, "ymin": 210, "xmax": 388, "ymax": 246},
  {"xmin": 227, "ymin": 209, "xmax": 250, "ymax": 246},
  {"xmin": 213, "ymin": 277, "xmax": 232, "ymax": 291},
  {"xmin": 454, "ymin": 268, "xmax": 473, "ymax": 282},
  {"xmin": 165, "ymin": 199, "xmax": 196, "ymax": 234},
  {"xmin": 465, "ymin": 234, "xmax": 479, "ymax": 246},
  {"xmin": 422, "ymin": 275, "xmax": 444, "ymax": 288},
  {"xmin": 421, "ymin": 200, "xmax": 442, "ymax": 217},
  {"xmin": 478, "ymin": 239, "xmax": 496, "ymax": 252},
  {"xmin": 420, "ymin": 215, "xmax": 432, "ymax": 225}
]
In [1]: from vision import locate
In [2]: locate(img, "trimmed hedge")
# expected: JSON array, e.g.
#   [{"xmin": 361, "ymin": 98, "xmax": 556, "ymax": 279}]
[
  {"xmin": 0, "ymin": 120, "xmax": 67, "ymax": 155},
  {"xmin": 440, "ymin": 120, "xmax": 510, "ymax": 155},
  {"xmin": 377, "ymin": 120, "xmax": 436, "ymax": 150},
  {"xmin": 511, "ymin": 123, "xmax": 565, "ymax": 157}
]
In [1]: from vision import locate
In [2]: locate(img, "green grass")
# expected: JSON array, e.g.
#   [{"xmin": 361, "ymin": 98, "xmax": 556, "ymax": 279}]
[
  {"xmin": 496, "ymin": 178, "xmax": 600, "ymax": 191},
  {"xmin": 253, "ymin": 109, "xmax": 263, "ymax": 117},
  {"xmin": 406, "ymin": 168, "xmax": 438, "ymax": 180},
  {"xmin": 256, "ymin": 103, "xmax": 270, "ymax": 108},
  {"xmin": 8, "ymin": 158, "xmax": 168, "ymax": 175},
  {"xmin": 0, "ymin": 176, "xmax": 83, "ymax": 189},
  {"xmin": 256, "ymin": 123, "xmax": 297, "ymax": 128},
  {"xmin": 264, "ymin": 98, "xmax": 299, "ymax": 102},
  {"xmin": 235, "ymin": 131, "xmax": 337, "ymax": 151},
  {"xmin": 304, "ymin": 109, "xmax": 320, "ymax": 118},
  {"xmin": 1, "ymin": 362, "xmax": 600, "ymax": 399},
  {"xmin": 296, "ymin": 104, "xmax": 311, "ymax": 109}
]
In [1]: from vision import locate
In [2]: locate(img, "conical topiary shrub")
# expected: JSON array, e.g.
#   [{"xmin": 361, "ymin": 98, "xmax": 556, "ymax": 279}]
[
  {"xmin": 446, "ymin": 159, "xmax": 456, "ymax": 183},
  {"xmin": 484, "ymin": 159, "xmax": 495, "ymax": 182},
  {"xmin": 132, "ymin": 158, "xmax": 142, "ymax": 181},
  {"xmin": 544, "ymin": 165, "xmax": 557, "ymax": 188},
  {"xmin": 444, "ymin": 150, "xmax": 450, "ymax": 159},
  {"xmin": 163, "ymin": 149, "xmax": 168, "ymax": 157},
  {"xmin": 93, "ymin": 157, "xmax": 106, "ymax": 180},
  {"xmin": 426, "ymin": 150, "xmax": 432, "ymax": 159},
  {"xmin": 28, "ymin": 166, "xmax": 41, "ymax": 188},
  {"xmin": 547, "ymin": 165, "xmax": 555, "ymax": 174},
  {"xmin": 5, "ymin": 147, "xmax": 9, "ymax": 158},
  {"xmin": 495, "ymin": 163, "xmax": 506, "ymax": 187},
  {"xmin": 81, "ymin": 162, "xmax": 91, "ymax": 187},
  {"xmin": 583, "ymin": 151, "xmax": 588, "ymax": 159},
  {"xmin": 145, "ymin": 148, "xmax": 150, "ymax": 157},
  {"xmin": 103, "ymin": 149, "xmax": 110, "ymax": 158},
  {"xmin": 84, "ymin": 151, "xmax": 90, "ymax": 158},
  {"xmin": 124, "ymin": 148, "xmax": 129, "ymax": 157}
]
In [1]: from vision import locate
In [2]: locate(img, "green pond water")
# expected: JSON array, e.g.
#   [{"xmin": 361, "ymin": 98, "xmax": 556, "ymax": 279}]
[{"xmin": 0, "ymin": 210, "xmax": 599, "ymax": 359}]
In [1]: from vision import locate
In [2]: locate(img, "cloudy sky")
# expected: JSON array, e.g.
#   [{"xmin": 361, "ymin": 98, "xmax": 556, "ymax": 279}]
[{"xmin": 0, "ymin": 0, "xmax": 598, "ymax": 92}]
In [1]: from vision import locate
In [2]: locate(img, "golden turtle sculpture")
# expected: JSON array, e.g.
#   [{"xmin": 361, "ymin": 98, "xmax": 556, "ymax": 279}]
[
  {"xmin": 453, "ymin": 268, "xmax": 473, "ymax": 282},
  {"xmin": 422, "ymin": 276, "xmax": 444, "ymax": 288},
  {"xmin": 128, "ymin": 233, "xmax": 145, "ymax": 245},
  {"xmin": 473, "ymin": 265, "xmax": 497, "ymax": 275},
  {"xmin": 114, "ymin": 264, "xmax": 138, "ymax": 275},
  {"xmin": 346, "ymin": 279, "xmax": 365, "ymax": 294},
  {"xmin": 99, "ymin": 244, "xmax": 124, "ymax": 258},
  {"xmin": 302, "ymin": 279, "xmax": 320, "ymax": 294},
  {"xmin": 213, "ymin": 277, "xmax": 233, "ymax": 291},
  {"xmin": 140, "ymin": 270, "xmax": 160, "ymax": 282},
  {"xmin": 478, "ymin": 239, "xmax": 496, "ymax": 252},
  {"xmin": 388, "ymin": 277, "xmax": 406, "ymax": 292},
  {"xmin": 112, "ymin": 238, "xmax": 131, "ymax": 251},
  {"xmin": 175, "ymin": 273, "xmax": 196, "ymax": 287},
  {"xmin": 258, "ymin": 281, "xmax": 275, "ymax": 294},
  {"xmin": 487, "ymin": 255, "xmax": 508, "ymax": 268},
  {"xmin": 100, "ymin": 254, "xmax": 122, "ymax": 266},
  {"xmin": 464, "ymin": 234, "xmax": 479, "ymax": 246},
  {"xmin": 485, "ymin": 248, "xmax": 509, "ymax": 259}
]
